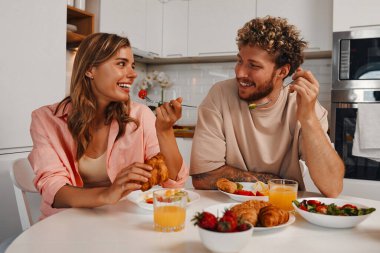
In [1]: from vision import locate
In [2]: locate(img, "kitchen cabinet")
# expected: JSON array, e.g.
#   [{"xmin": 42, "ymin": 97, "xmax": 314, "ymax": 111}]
[
  {"xmin": 333, "ymin": 0, "xmax": 380, "ymax": 32},
  {"xmin": 257, "ymin": 0, "xmax": 333, "ymax": 51},
  {"xmin": 99, "ymin": 0, "xmax": 146, "ymax": 52},
  {"xmin": 188, "ymin": 0, "xmax": 256, "ymax": 56},
  {"xmin": 99, "ymin": 0, "xmax": 162, "ymax": 56},
  {"xmin": 162, "ymin": 0, "xmax": 188, "ymax": 57},
  {"xmin": 67, "ymin": 5, "xmax": 94, "ymax": 48}
]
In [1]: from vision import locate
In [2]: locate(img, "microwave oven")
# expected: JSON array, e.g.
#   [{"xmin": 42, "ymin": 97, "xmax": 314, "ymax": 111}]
[{"xmin": 332, "ymin": 29, "xmax": 380, "ymax": 90}]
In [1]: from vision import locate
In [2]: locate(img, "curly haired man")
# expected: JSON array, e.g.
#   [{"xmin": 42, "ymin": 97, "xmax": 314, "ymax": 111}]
[{"xmin": 190, "ymin": 16, "xmax": 344, "ymax": 197}]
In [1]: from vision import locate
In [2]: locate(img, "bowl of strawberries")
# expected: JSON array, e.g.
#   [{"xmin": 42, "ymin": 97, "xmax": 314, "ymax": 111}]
[{"xmin": 192, "ymin": 209, "xmax": 253, "ymax": 253}]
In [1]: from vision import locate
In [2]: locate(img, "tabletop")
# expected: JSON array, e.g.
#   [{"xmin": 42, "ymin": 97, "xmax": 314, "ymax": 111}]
[{"xmin": 6, "ymin": 190, "xmax": 380, "ymax": 253}]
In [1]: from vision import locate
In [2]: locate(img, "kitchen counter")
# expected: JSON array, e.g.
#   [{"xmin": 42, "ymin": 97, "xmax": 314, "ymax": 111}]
[{"xmin": 173, "ymin": 125, "xmax": 195, "ymax": 138}]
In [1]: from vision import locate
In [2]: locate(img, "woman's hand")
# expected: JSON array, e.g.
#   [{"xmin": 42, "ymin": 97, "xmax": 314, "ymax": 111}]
[
  {"xmin": 101, "ymin": 162, "xmax": 152, "ymax": 205},
  {"xmin": 155, "ymin": 97, "xmax": 183, "ymax": 133},
  {"xmin": 289, "ymin": 68, "xmax": 319, "ymax": 125}
]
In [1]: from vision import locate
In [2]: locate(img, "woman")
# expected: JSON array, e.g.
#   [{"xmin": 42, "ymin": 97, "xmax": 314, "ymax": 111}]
[{"xmin": 28, "ymin": 33, "xmax": 188, "ymax": 219}]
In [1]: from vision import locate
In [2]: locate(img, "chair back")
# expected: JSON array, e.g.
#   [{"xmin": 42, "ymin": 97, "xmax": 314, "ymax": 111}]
[{"xmin": 10, "ymin": 158, "xmax": 38, "ymax": 231}]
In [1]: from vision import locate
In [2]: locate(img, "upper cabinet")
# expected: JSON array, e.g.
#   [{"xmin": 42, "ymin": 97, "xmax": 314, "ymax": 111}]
[
  {"xmin": 187, "ymin": 0, "xmax": 256, "ymax": 57},
  {"xmin": 257, "ymin": 0, "xmax": 333, "ymax": 51},
  {"xmin": 67, "ymin": 5, "xmax": 94, "ymax": 48},
  {"xmin": 333, "ymin": 0, "xmax": 380, "ymax": 31},
  {"xmin": 162, "ymin": 0, "xmax": 188, "ymax": 57},
  {"xmin": 99, "ymin": 0, "xmax": 162, "ymax": 56}
]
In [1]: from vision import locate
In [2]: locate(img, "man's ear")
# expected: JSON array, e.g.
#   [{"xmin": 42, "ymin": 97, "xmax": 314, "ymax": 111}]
[{"xmin": 278, "ymin": 64, "xmax": 290, "ymax": 79}]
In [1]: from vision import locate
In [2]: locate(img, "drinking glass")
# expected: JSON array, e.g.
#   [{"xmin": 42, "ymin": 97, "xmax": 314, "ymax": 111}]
[
  {"xmin": 153, "ymin": 189, "xmax": 188, "ymax": 232},
  {"xmin": 268, "ymin": 179, "xmax": 298, "ymax": 211}
]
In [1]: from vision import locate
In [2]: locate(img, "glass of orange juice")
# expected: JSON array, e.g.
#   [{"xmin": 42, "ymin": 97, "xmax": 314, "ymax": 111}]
[
  {"xmin": 153, "ymin": 189, "xmax": 188, "ymax": 232},
  {"xmin": 268, "ymin": 179, "xmax": 298, "ymax": 211}
]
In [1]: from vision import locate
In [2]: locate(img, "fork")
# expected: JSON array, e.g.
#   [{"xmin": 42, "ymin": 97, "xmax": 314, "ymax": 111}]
[{"xmin": 145, "ymin": 96, "xmax": 197, "ymax": 108}]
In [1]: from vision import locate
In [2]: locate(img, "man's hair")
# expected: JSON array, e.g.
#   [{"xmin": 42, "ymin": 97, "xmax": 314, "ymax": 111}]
[{"xmin": 236, "ymin": 16, "xmax": 307, "ymax": 77}]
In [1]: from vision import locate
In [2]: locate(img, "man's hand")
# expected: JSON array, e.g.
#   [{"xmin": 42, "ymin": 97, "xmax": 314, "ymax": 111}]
[{"xmin": 289, "ymin": 68, "xmax": 319, "ymax": 125}]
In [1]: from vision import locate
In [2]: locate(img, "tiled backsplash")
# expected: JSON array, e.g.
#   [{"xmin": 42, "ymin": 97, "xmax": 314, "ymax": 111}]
[{"xmin": 130, "ymin": 58, "xmax": 333, "ymax": 126}]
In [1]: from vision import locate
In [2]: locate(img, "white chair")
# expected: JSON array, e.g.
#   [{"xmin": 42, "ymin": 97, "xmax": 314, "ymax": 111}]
[{"xmin": 9, "ymin": 158, "xmax": 39, "ymax": 231}]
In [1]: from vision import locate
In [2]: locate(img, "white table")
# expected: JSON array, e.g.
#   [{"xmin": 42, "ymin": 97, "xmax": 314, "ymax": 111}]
[{"xmin": 6, "ymin": 191, "xmax": 380, "ymax": 253}]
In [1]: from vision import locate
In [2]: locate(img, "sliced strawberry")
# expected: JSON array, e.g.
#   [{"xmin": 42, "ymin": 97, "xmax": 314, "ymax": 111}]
[
  {"xmin": 234, "ymin": 189, "xmax": 255, "ymax": 196},
  {"xmin": 256, "ymin": 191, "xmax": 265, "ymax": 196},
  {"xmin": 316, "ymin": 205, "xmax": 328, "ymax": 214},
  {"xmin": 145, "ymin": 198, "xmax": 153, "ymax": 204}
]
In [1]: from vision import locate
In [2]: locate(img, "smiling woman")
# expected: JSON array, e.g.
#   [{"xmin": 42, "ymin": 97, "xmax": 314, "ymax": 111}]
[{"xmin": 28, "ymin": 33, "xmax": 189, "ymax": 219}]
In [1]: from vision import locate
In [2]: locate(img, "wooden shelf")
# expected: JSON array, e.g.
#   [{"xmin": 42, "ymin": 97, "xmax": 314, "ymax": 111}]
[{"xmin": 67, "ymin": 5, "xmax": 94, "ymax": 48}]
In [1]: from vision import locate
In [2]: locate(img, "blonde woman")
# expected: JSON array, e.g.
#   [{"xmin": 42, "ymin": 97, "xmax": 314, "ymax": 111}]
[{"xmin": 29, "ymin": 33, "xmax": 188, "ymax": 219}]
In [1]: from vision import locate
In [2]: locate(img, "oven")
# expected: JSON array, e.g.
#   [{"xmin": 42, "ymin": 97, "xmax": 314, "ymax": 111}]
[{"xmin": 331, "ymin": 89, "xmax": 380, "ymax": 181}]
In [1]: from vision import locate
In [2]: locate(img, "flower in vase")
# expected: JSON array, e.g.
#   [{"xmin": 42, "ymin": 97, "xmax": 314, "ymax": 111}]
[{"xmin": 138, "ymin": 71, "xmax": 172, "ymax": 104}]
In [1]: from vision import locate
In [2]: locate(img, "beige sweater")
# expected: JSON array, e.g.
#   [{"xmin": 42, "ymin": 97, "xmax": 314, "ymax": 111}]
[{"xmin": 190, "ymin": 79, "xmax": 329, "ymax": 190}]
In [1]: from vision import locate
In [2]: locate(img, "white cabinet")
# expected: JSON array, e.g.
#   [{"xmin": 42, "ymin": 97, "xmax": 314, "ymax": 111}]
[
  {"xmin": 188, "ymin": 0, "xmax": 256, "ymax": 56},
  {"xmin": 146, "ymin": 0, "xmax": 163, "ymax": 56},
  {"xmin": 257, "ymin": 0, "xmax": 333, "ymax": 51},
  {"xmin": 333, "ymin": 0, "xmax": 380, "ymax": 31},
  {"xmin": 162, "ymin": 0, "xmax": 188, "ymax": 57},
  {"xmin": 99, "ymin": 0, "xmax": 163, "ymax": 55}
]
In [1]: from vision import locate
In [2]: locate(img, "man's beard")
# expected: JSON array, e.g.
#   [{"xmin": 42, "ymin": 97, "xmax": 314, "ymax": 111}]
[{"xmin": 237, "ymin": 74, "xmax": 275, "ymax": 103}]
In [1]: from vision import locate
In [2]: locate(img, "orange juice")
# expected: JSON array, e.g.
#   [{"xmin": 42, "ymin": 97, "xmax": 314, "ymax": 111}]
[
  {"xmin": 154, "ymin": 206, "xmax": 186, "ymax": 232},
  {"xmin": 269, "ymin": 185, "xmax": 297, "ymax": 211}
]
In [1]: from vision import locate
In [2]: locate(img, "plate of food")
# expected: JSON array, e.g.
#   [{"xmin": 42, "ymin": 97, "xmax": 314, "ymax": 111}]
[
  {"xmin": 127, "ymin": 187, "xmax": 201, "ymax": 211},
  {"xmin": 216, "ymin": 178, "xmax": 269, "ymax": 202},
  {"xmin": 293, "ymin": 197, "xmax": 376, "ymax": 228},
  {"xmin": 203, "ymin": 201, "xmax": 295, "ymax": 231}
]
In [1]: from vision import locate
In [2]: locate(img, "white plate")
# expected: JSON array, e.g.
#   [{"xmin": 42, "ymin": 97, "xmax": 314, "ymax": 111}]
[
  {"xmin": 218, "ymin": 182, "xmax": 269, "ymax": 202},
  {"xmin": 293, "ymin": 197, "xmax": 376, "ymax": 228},
  {"xmin": 127, "ymin": 187, "xmax": 200, "ymax": 211},
  {"xmin": 203, "ymin": 203, "xmax": 295, "ymax": 231}
]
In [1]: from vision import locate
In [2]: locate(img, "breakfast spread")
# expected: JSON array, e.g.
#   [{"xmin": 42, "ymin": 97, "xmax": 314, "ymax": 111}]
[
  {"xmin": 293, "ymin": 199, "xmax": 376, "ymax": 216},
  {"xmin": 141, "ymin": 153, "xmax": 169, "ymax": 191}
]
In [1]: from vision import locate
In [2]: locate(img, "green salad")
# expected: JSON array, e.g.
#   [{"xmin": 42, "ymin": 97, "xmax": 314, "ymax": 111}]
[{"xmin": 293, "ymin": 199, "xmax": 376, "ymax": 216}]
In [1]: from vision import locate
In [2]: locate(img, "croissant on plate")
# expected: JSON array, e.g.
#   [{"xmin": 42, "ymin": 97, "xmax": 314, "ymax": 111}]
[
  {"xmin": 258, "ymin": 205, "xmax": 289, "ymax": 227},
  {"xmin": 141, "ymin": 153, "xmax": 169, "ymax": 191},
  {"xmin": 230, "ymin": 200, "xmax": 271, "ymax": 226},
  {"xmin": 216, "ymin": 178, "xmax": 237, "ymax": 193}
]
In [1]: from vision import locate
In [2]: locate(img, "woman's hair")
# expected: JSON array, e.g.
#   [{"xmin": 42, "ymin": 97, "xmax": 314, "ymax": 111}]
[
  {"xmin": 236, "ymin": 16, "xmax": 307, "ymax": 77},
  {"xmin": 56, "ymin": 33, "xmax": 139, "ymax": 160}
]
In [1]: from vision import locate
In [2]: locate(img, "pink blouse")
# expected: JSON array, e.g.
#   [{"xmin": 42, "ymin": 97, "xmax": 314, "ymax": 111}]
[{"xmin": 28, "ymin": 101, "xmax": 189, "ymax": 219}]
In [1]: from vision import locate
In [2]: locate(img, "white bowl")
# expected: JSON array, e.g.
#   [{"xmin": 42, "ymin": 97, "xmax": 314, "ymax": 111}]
[
  {"xmin": 293, "ymin": 197, "xmax": 376, "ymax": 228},
  {"xmin": 197, "ymin": 224, "xmax": 253, "ymax": 253}
]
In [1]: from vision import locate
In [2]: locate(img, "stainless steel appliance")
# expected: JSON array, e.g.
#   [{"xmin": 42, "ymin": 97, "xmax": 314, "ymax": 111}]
[
  {"xmin": 332, "ymin": 29, "xmax": 380, "ymax": 181},
  {"xmin": 333, "ymin": 29, "xmax": 380, "ymax": 90}
]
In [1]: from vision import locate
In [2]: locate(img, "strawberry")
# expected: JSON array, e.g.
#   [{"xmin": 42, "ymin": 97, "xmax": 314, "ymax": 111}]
[
  {"xmin": 234, "ymin": 189, "xmax": 255, "ymax": 196},
  {"xmin": 216, "ymin": 210, "xmax": 238, "ymax": 232},
  {"xmin": 192, "ymin": 212, "xmax": 218, "ymax": 230},
  {"xmin": 138, "ymin": 89, "xmax": 147, "ymax": 99},
  {"xmin": 236, "ymin": 223, "xmax": 251, "ymax": 232},
  {"xmin": 256, "ymin": 191, "xmax": 265, "ymax": 196}
]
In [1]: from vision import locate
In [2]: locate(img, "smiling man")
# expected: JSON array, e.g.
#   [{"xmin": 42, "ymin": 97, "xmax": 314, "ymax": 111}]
[{"xmin": 190, "ymin": 16, "xmax": 344, "ymax": 197}]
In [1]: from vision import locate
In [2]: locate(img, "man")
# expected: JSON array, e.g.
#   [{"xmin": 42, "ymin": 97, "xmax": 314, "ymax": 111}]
[{"xmin": 190, "ymin": 16, "xmax": 344, "ymax": 197}]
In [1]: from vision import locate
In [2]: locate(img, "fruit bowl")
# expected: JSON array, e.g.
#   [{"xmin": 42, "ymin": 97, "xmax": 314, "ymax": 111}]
[{"xmin": 197, "ymin": 223, "xmax": 253, "ymax": 253}]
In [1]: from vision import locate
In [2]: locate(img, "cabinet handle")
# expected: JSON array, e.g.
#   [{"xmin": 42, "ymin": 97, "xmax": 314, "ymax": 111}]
[
  {"xmin": 166, "ymin": 54, "xmax": 183, "ymax": 57},
  {"xmin": 198, "ymin": 51, "xmax": 237, "ymax": 56},
  {"xmin": 350, "ymin": 24, "xmax": 380, "ymax": 29}
]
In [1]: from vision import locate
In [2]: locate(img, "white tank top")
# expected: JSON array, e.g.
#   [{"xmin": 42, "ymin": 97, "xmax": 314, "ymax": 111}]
[{"xmin": 78, "ymin": 152, "xmax": 110, "ymax": 187}]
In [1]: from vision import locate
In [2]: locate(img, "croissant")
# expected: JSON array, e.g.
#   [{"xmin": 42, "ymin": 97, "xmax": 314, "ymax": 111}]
[
  {"xmin": 141, "ymin": 153, "xmax": 169, "ymax": 191},
  {"xmin": 216, "ymin": 178, "xmax": 237, "ymax": 193},
  {"xmin": 258, "ymin": 205, "xmax": 289, "ymax": 227},
  {"xmin": 230, "ymin": 200, "xmax": 271, "ymax": 226}
]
